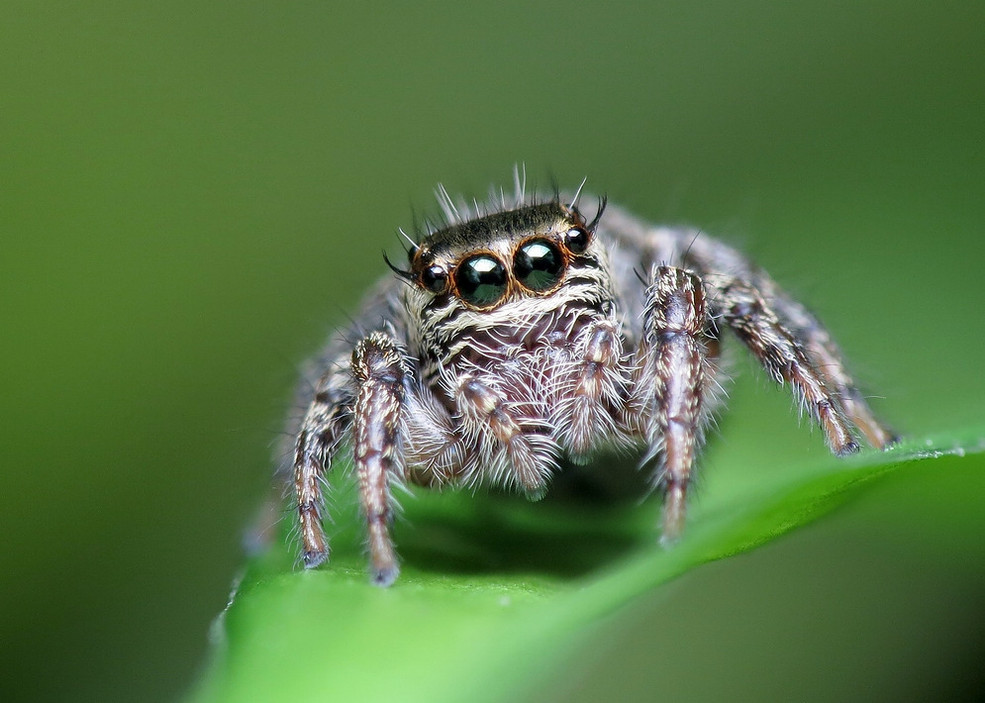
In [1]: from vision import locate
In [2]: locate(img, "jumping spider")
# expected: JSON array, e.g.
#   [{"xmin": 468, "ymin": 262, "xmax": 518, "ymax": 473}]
[{"xmin": 287, "ymin": 175, "xmax": 896, "ymax": 586}]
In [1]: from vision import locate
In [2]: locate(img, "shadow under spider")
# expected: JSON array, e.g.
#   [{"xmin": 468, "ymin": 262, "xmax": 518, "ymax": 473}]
[{"xmin": 394, "ymin": 458, "xmax": 658, "ymax": 580}]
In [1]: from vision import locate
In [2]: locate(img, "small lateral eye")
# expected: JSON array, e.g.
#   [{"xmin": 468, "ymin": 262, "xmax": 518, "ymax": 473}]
[
  {"xmin": 420, "ymin": 264, "xmax": 448, "ymax": 293},
  {"xmin": 564, "ymin": 226, "xmax": 590, "ymax": 254},
  {"xmin": 454, "ymin": 255, "xmax": 508, "ymax": 307},
  {"xmin": 514, "ymin": 238, "xmax": 564, "ymax": 292}
]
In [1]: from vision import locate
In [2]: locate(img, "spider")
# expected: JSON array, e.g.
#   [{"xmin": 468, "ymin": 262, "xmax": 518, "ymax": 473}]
[{"xmin": 287, "ymin": 174, "xmax": 896, "ymax": 586}]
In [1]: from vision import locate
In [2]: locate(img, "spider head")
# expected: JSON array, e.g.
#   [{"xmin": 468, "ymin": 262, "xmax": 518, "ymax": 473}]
[{"xmin": 402, "ymin": 201, "xmax": 600, "ymax": 311}]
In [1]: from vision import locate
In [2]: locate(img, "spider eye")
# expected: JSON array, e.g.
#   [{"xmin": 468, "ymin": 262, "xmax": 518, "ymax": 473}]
[
  {"xmin": 455, "ymin": 255, "xmax": 508, "ymax": 307},
  {"xmin": 564, "ymin": 226, "xmax": 590, "ymax": 254},
  {"xmin": 420, "ymin": 264, "xmax": 448, "ymax": 293},
  {"xmin": 514, "ymin": 238, "xmax": 564, "ymax": 292}
]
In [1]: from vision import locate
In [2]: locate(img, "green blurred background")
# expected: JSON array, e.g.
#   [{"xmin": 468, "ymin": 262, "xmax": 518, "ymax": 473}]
[{"xmin": 2, "ymin": 2, "xmax": 984, "ymax": 701}]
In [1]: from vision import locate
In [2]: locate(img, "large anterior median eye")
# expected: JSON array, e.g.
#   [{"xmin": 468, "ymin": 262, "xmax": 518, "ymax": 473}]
[
  {"xmin": 514, "ymin": 238, "xmax": 564, "ymax": 292},
  {"xmin": 455, "ymin": 254, "xmax": 508, "ymax": 307}
]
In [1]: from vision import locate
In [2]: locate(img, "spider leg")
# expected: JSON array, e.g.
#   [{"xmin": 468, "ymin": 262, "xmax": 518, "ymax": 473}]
[
  {"xmin": 631, "ymin": 266, "xmax": 716, "ymax": 545},
  {"xmin": 717, "ymin": 278, "xmax": 862, "ymax": 454},
  {"xmin": 294, "ymin": 357, "xmax": 353, "ymax": 569},
  {"xmin": 560, "ymin": 319, "xmax": 625, "ymax": 457},
  {"xmin": 678, "ymin": 233, "xmax": 895, "ymax": 451},
  {"xmin": 769, "ymin": 294, "xmax": 898, "ymax": 448},
  {"xmin": 350, "ymin": 331, "xmax": 409, "ymax": 586},
  {"xmin": 402, "ymin": 390, "xmax": 470, "ymax": 487},
  {"xmin": 452, "ymin": 372, "xmax": 555, "ymax": 498}
]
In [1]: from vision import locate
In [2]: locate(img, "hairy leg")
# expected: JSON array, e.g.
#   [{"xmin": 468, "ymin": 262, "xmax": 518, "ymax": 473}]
[
  {"xmin": 681, "ymin": 234, "xmax": 894, "ymax": 452},
  {"xmin": 769, "ymin": 293, "xmax": 898, "ymax": 448},
  {"xmin": 351, "ymin": 332, "xmax": 409, "ymax": 586},
  {"xmin": 452, "ymin": 372, "xmax": 556, "ymax": 498},
  {"xmin": 558, "ymin": 319, "xmax": 626, "ymax": 457},
  {"xmin": 718, "ymin": 278, "xmax": 861, "ymax": 454},
  {"xmin": 293, "ymin": 358, "xmax": 352, "ymax": 568},
  {"xmin": 630, "ymin": 266, "xmax": 716, "ymax": 544}
]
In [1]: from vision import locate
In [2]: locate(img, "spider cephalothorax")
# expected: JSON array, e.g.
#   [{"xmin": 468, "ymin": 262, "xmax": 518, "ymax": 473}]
[{"xmin": 287, "ymin": 176, "xmax": 896, "ymax": 586}]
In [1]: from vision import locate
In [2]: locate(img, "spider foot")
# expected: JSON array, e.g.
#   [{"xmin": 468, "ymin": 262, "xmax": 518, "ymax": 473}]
[
  {"xmin": 371, "ymin": 563, "xmax": 400, "ymax": 588},
  {"xmin": 302, "ymin": 549, "xmax": 329, "ymax": 569}
]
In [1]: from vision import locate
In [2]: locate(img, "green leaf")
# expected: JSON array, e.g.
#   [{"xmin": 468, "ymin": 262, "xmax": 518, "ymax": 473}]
[{"xmin": 187, "ymin": 429, "xmax": 983, "ymax": 703}]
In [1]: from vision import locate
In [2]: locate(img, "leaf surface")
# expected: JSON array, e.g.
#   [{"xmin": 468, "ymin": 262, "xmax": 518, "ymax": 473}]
[{"xmin": 189, "ymin": 430, "xmax": 983, "ymax": 703}]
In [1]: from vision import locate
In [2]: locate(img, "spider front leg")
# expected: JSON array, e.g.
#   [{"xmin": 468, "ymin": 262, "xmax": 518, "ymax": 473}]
[
  {"xmin": 350, "ymin": 331, "xmax": 409, "ymax": 586},
  {"xmin": 293, "ymin": 330, "xmax": 408, "ymax": 586},
  {"xmin": 631, "ymin": 266, "xmax": 717, "ymax": 545}
]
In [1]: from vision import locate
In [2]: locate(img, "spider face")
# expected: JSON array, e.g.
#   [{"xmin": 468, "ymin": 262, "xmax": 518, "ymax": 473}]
[
  {"xmin": 286, "ymin": 175, "xmax": 897, "ymax": 586},
  {"xmin": 406, "ymin": 203, "xmax": 592, "ymax": 310}
]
